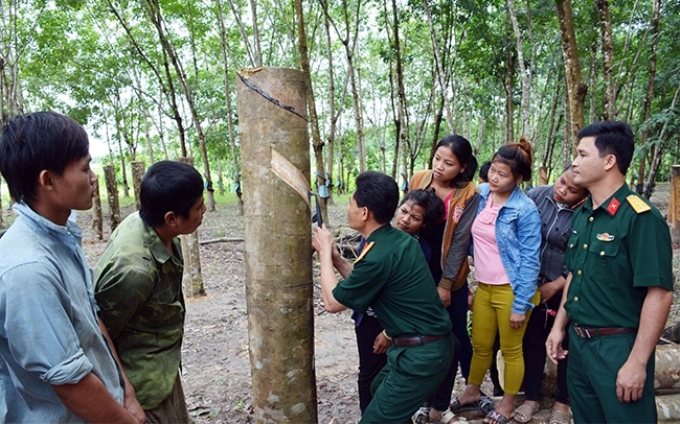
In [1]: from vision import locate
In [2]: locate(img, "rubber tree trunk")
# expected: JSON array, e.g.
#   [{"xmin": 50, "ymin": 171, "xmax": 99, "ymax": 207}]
[
  {"xmin": 177, "ymin": 157, "xmax": 206, "ymax": 298},
  {"xmin": 103, "ymin": 165, "xmax": 121, "ymax": 233},
  {"xmin": 92, "ymin": 180, "xmax": 103, "ymax": 240},
  {"xmin": 131, "ymin": 161, "xmax": 145, "ymax": 211},
  {"xmin": 555, "ymin": 0, "xmax": 586, "ymax": 152},
  {"xmin": 237, "ymin": 67, "xmax": 318, "ymax": 424},
  {"xmin": 538, "ymin": 166, "xmax": 549, "ymax": 185},
  {"xmin": 668, "ymin": 166, "xmax": 680, "ymax": 245}
]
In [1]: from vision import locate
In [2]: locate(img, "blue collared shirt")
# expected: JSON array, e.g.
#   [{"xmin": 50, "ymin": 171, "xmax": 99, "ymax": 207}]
[
  {"xmin": 474, "ymin": 184, "xmax": 542, "ymax": 314},
  {"xmin": 0, "ymin": 203, "xmax": 125, "ymax": 423}
]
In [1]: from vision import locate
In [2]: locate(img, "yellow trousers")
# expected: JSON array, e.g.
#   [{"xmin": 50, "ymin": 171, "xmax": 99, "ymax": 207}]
[{"xmin": 468, "ymin": 283, "xmax": 540, "ymax": 395}]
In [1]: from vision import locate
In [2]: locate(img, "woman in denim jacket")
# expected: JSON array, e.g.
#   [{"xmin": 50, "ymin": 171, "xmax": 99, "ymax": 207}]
[
  {"xmin": 513, "ymin": 166, "xmax": 587, "ymax": 424},
  {"xmin": 451, "ymin": 138, "xmax": 541, "ymax": 424}
]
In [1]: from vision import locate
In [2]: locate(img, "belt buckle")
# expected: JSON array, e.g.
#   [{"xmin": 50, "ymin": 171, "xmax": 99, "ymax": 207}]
[{"xmin": 575, "ymin": 325, "xmax": 591, "ymax": 338}]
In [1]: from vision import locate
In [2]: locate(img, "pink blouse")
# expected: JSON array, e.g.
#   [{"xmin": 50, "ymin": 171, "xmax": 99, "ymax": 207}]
[{"xmin": 471, "ymin": 199, "xmax": 510, "ymax": 285}]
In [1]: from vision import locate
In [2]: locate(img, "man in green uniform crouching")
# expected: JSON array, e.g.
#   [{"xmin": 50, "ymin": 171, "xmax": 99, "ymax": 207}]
[
  {"xmin": 546, "ymin": 121, "xmax": 674, "ymax": 423},
  {"xmin": 95, "ymin": 161, "xmax": 206, "ymax": 423},
  {"xmin": 313, "ymin": 171, "xmax": 455, "ymax": 423}
]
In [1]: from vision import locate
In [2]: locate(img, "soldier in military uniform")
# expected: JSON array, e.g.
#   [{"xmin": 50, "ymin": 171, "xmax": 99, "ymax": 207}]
[
  {"xmin": 313, "ymin": 171, "xmax": 455, "ymax": 423},
  {"xmin": 546, "ymin": 121, "xmax": 674, "ymax": 423},
  {"xmin": 95, "ymin": 161, "xmax": 206, "ymax": 423}
]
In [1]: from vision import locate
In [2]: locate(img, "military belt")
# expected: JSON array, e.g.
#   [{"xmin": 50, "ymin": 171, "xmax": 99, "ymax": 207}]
[
  {"xmin": 392, "ymin": 334, "xmax": 447, "ymax": 347},
  {"xmin": 573, "ymin": 324, "xmax": 637, "ymax": 339}
]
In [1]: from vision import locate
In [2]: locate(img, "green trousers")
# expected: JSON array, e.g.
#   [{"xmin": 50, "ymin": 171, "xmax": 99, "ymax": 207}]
[
  {"xmin": 567, "ymin": 325, "xmax": 656, "ymax": 423},
  {"xmin": 360, "ymin": 334, "xmax": 455, "ymax": 424}
]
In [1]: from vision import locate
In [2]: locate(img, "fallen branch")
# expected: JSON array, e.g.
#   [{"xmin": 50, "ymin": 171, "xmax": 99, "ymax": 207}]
[{"xmin": 199, "ymin": 237, "xmax": 245, "ymax": 245}]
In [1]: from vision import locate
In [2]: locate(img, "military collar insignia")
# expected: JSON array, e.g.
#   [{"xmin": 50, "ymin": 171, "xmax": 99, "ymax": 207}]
[
  {"xmin": 606, "ymin": 197, "xmax": 620, "ymax": 216},
  {"xmin": 355, "ymin": 241, "xmax": 375, "ymax": 263},
  {"xmin": 596, "ymin": 233, "xmax": 615, "ymax": 242}
]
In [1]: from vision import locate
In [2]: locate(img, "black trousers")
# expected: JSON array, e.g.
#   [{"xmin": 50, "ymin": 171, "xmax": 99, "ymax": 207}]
[
  {"xmin": 355, "ymin": 314, "xmax": 387, "ymax": 413},
  {"xmin": 427, "ymin": 285, "xmax": 465, "ymax": 411},
  {"xmin": 521, "ymin": 294, "xmax": 569, "ymax": 404}
]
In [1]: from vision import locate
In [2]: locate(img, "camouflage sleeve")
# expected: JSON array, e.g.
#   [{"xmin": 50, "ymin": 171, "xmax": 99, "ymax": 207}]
[{"xmin": 94, "ymin": 257, "xmax": 155, "ymax": 340}]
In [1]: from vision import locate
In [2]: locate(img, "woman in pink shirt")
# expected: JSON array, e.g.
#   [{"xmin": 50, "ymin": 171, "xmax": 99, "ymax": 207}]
[{"xmin": 451, "ymin": 139, "xmax": 542, "ymax": 424}]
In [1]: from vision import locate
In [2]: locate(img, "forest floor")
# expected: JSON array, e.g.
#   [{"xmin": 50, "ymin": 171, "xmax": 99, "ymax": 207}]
[{"xmin": 34, "ymin": 182, "xmax": 678, "ymax": 424}]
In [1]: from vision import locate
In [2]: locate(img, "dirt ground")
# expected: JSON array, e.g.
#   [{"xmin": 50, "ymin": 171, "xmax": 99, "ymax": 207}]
[{"xmin": 55, "ymin": 182, "xmax": 679, "ymax": 423}]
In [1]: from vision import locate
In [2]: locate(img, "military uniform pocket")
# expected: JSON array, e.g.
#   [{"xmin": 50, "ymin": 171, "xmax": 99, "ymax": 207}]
[{"xmin": 588, "ymin": 238, "xmax": 620, "ymax": 282}]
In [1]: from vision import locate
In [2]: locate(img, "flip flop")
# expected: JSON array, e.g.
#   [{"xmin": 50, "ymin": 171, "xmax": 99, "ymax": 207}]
[
  {"xmin": 514, "ymin": 403, "xmax": 539, "ymax": 423},
  {"xmin": 483, "ymin": 409, "xmax": 511, "ymax": 424},
  {"xmin": 450, "ymin": 396, "xmax": 479, "ymax": 412},
  {"xmin": 450, "ymin": 395, "xmax": 494, "ymax": 413},
  {"xmin": 411, "ymin": 406, "xmax": 430, "ymax": 424},
  {"xmin": 478, "ymin": 394, "xmax": 495, "ymax": 414}
]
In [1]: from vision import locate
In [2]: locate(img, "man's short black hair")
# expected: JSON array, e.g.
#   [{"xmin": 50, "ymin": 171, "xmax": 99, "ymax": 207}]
[
  {"xmin": 0, "ymin": 111, "xmax": 90, "ymax": 205},
  {"xmin": 139, "ymin": 161, "xmax": 204, "ymax": 227},
  {"xmin": 479, "ymin": 161, "xmax": 492, "ymax": 183},
  {"xmin": 353, "ymin": 171, "xmax": 399, "ymax": 225},
  {"xmin": 577, "ymin": 121, "xmax": 634, "ymax": 175}
]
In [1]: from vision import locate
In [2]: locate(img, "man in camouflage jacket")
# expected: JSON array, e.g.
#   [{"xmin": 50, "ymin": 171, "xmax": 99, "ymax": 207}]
[{"xmin": 95, "ymin": 161, "xmax": 206, "ymax": 423}]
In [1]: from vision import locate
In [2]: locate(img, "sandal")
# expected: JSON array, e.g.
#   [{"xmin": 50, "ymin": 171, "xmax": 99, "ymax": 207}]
[
  {"xmin": 411, "ymin": 406, "xmax": 431, "ymax": 424},
  {"xmin": 478, "ymin": 394, "xmax": 495, "ymax": 414},
  {"xmin": 549, "ymin": 408, "xmax": 572, "ymax": 424},
  {"xmin": 514, "ymin": 403, "xmax": 539, "ymax": 423},
  {"xmin": 483, "ymin": 409, "xmax": 511, "ymax": 424},
  {"xmin": 450, "ymin": 396, "xmax": 480, "ymax": 412},
  {"xmin": 429, "ymin": 408, "xmax": 457, "ymax": 424}
]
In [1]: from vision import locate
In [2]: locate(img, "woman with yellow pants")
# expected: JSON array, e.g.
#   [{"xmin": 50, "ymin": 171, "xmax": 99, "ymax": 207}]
[{"xmin": 450, "ymin": 138, "xmax": 541, "ymax": 424}]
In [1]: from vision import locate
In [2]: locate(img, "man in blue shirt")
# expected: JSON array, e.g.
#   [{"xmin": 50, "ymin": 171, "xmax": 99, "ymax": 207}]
[{"xmin": 0, "ymin": 112, "xmax": 144, "ymax": 423}]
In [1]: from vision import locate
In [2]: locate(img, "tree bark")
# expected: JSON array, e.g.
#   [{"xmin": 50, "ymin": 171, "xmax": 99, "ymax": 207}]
[
  {"xmin": 216, "ymin": 0, "xmax": 244, "ymax": 214},
  {"xmin": 177, "ymin": 157, "xmax": 206, "ymax": 298},
  {"xmin": 295, "ymin": 0, "xmax": 328, "ymax": 226},
  {"xmin": 507, "ymin": 0, "xmax": 532, "ymax": 139},
  {"xmin": 381, "ymin": 0, "xmax": 400, "ymax": 179},
  {"xmin": 322, "ymin": 7, "xmax": 350, "ymax": 204},
  {"xmin": 588, "ymin": 41, "xmax": 598, "ymax": 123},
  {"xmin": 422, "ymin": 0, "xmax": 454, "ymax": 133},
  {"xmin": 144, "ymin": 0, "xmax": 216, "ymax": 211},
  {"xmin": 598, "ymin": 0, "xmax": 616, "ymax": 120},
  {"xmin": 555, "ymin": 0, "xmax": 587, "ymax": 152},
  {"xmin": 236, "ymin": 67, "xmax": 317, "ymax": 423},
  {"xmin": 143, "ymin": 116, "xmax": 155, "ymax": 165},
  {"xmin": 669, "ymin": 166, "xmax": 680, "ymax": 244},
  {"xmin": 131, "ymin": 161, "xmax": 145, "ymax": 211},
  {"xmin": 91, "ymin": 179, "xmax": 103, "ymax": 240},
  {"xmin": 504, "ymin": 44, "xmax": 516, "ymax": 144},
  {"xmin": 562, "ymin": 79, "xmax": 572, "ymax": 169},
  {"xmin": 656, "ymin": 343, "xmax": 680, "ymax": 392},
  {"xmin": 114, "ymin": 139, "xmax": 130, "ymax": 200},
  {"xmin": 321, "ymin": 0, "xmax": 365, "ymax": 172},
  {"xmin": 636, "ymin": 0, "xmax": 660, "ymax": 195},
  {"xmin": 390, "ymin": 0, "xmax": 409, "ymax": 181},
  {"xmin": 226, "ymin": 0, "xmax": 256, "ymax": 66},
  {"xmin": 157, "ymin": 97, "xmax": 169, "ymax": 160},
  {"xmin": 103, "ymin": 165, "xmax": 121, "ymax": 233},
  {"xmin": 248, "ymin": 0, "xmax": 262, "ymax": 66},
  {"xmin": 541, "ymin": 80, "xmax": 562, "ymax": 179},
  {"xmin": 0, "ymin": 0, "xmax": 25, "ymax": 122}
]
